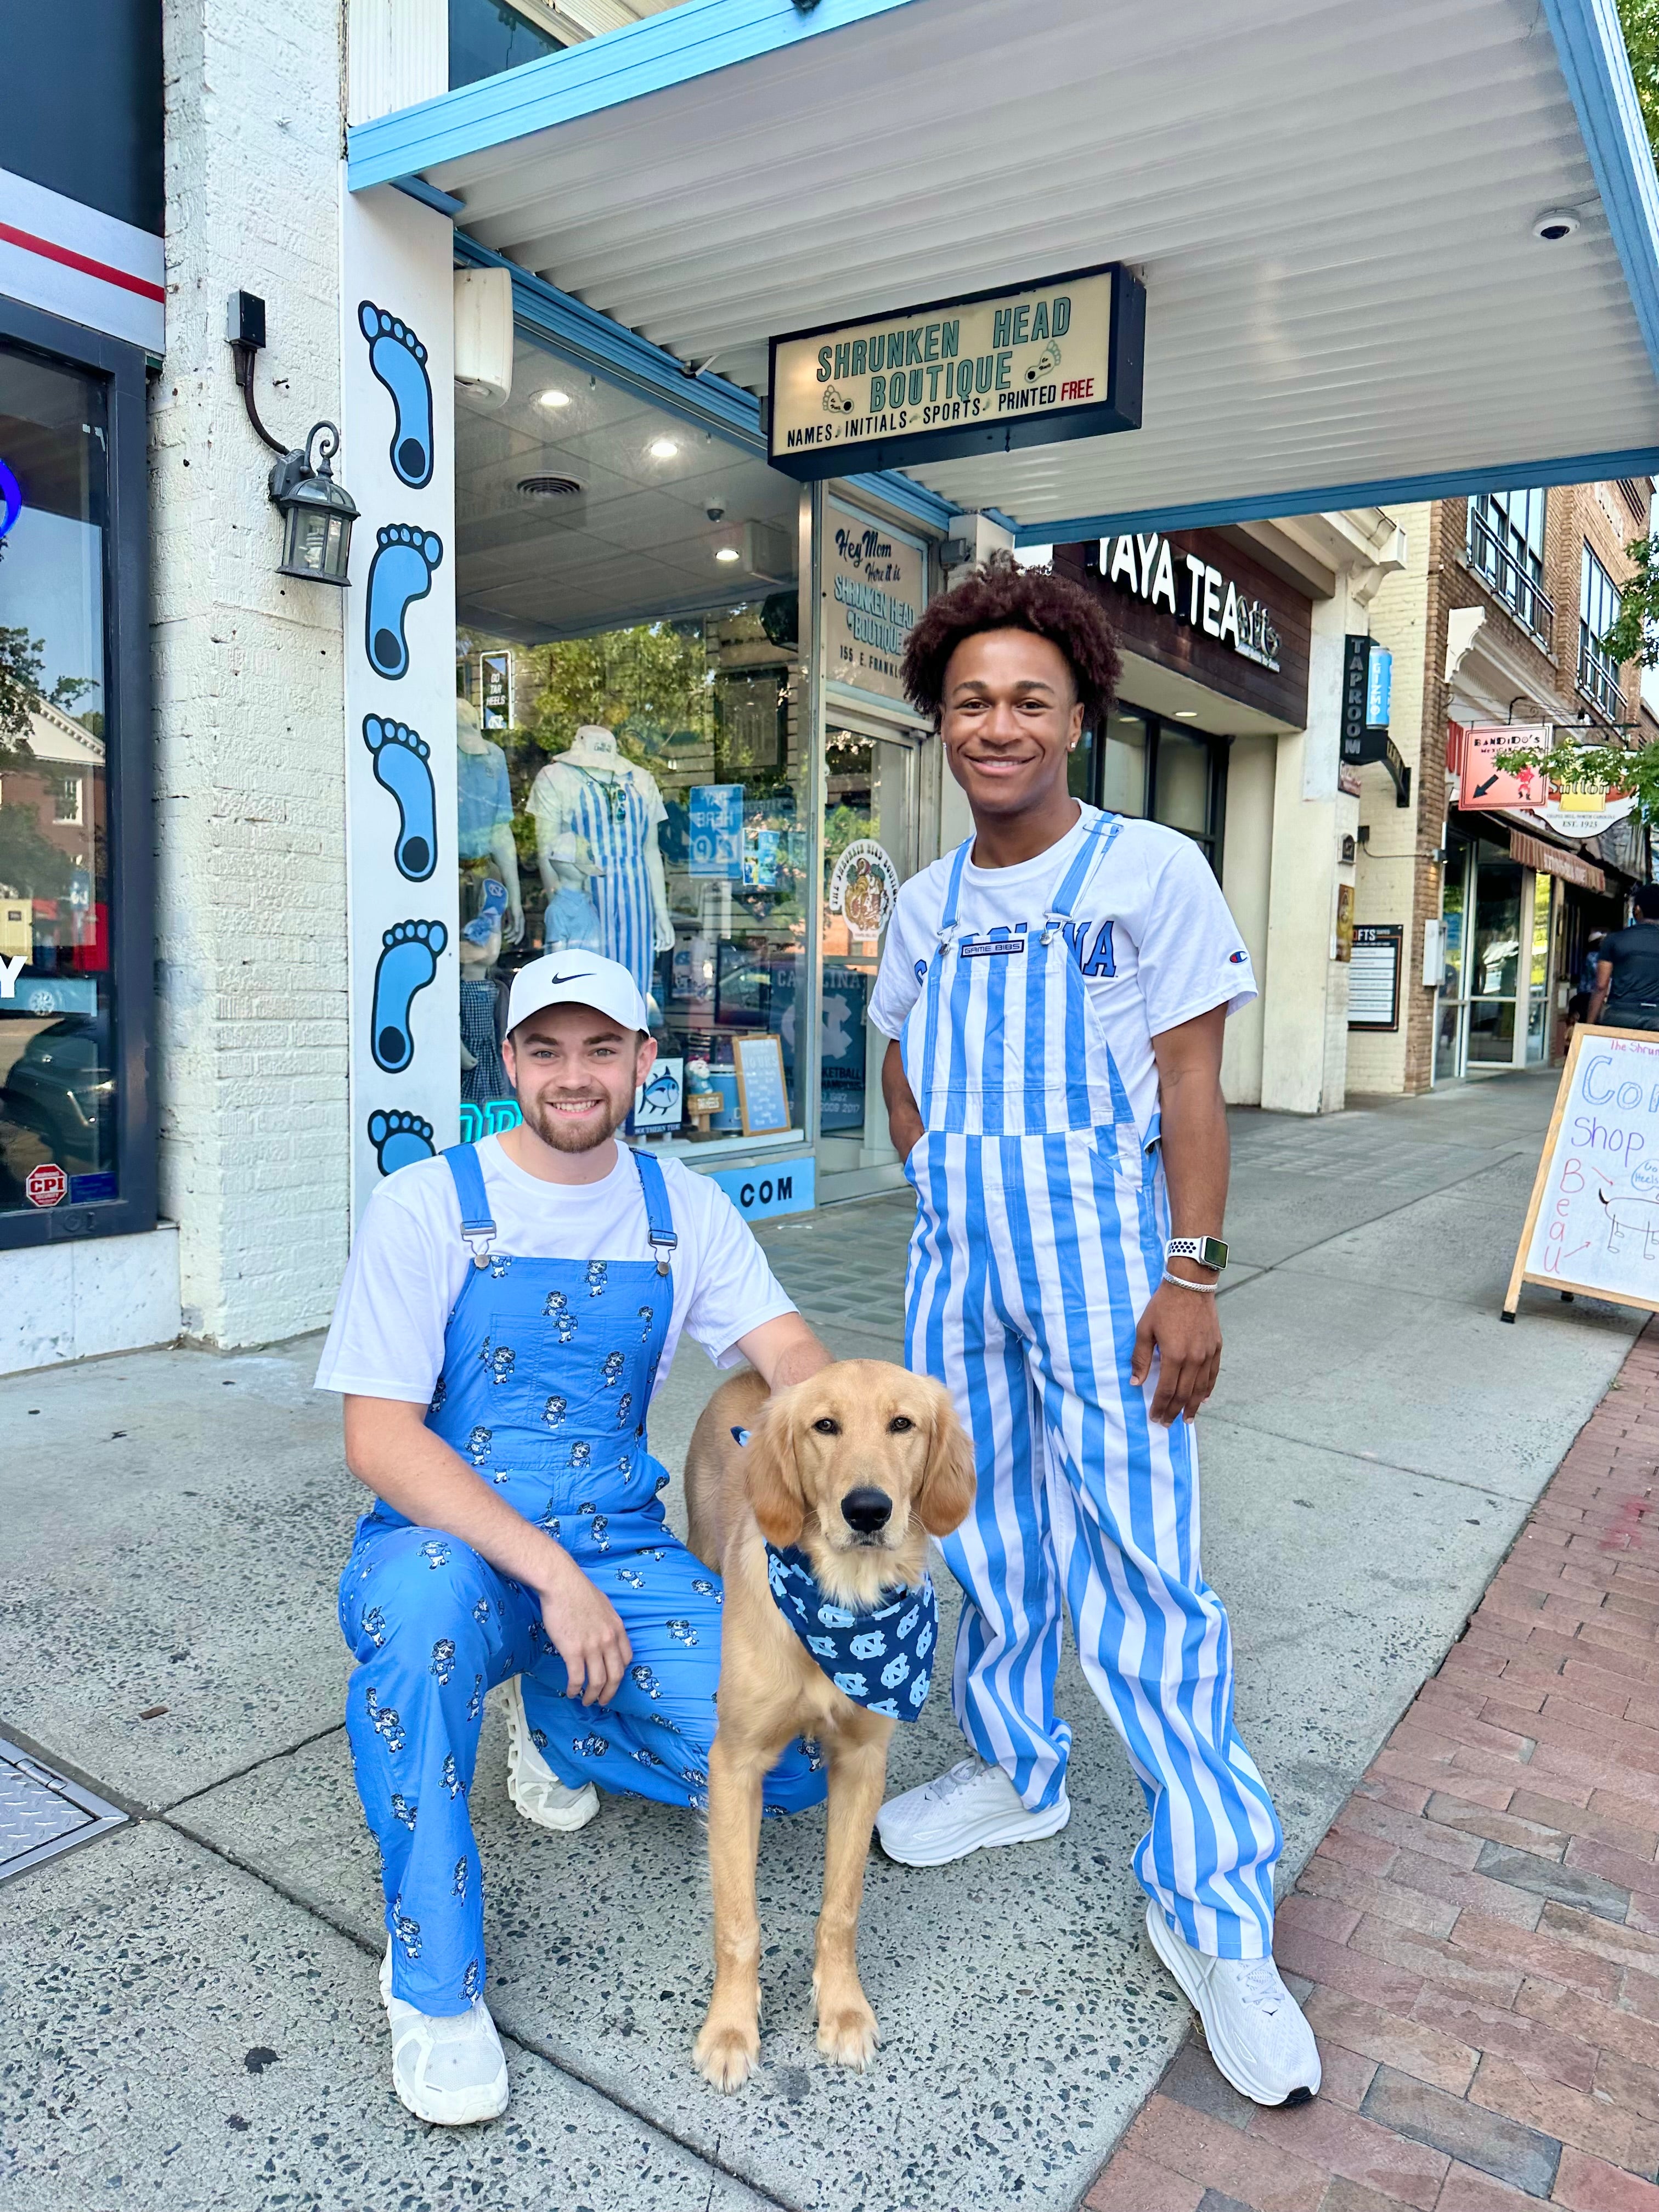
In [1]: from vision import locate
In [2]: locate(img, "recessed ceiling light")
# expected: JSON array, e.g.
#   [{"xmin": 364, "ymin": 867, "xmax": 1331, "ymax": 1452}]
[
  {"xmin": 648, "ymin": 436, "xmax": 679, "ymax": 460},
  {"xmin": 714, "ymin": 545, "xmax": 741, "ymax": 563},
  {"xmin": 536, "ymin": 387, "xmax": 572, "ymax": 409},
  {"xmin": 1175, "ymin": 708, "xmax": 1200, "ymax": 719}
]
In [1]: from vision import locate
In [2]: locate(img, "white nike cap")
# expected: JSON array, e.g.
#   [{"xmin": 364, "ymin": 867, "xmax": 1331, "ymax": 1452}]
[{"xmin": 506, "ymin": 950, "xmax": 651, "ymax": 1037}]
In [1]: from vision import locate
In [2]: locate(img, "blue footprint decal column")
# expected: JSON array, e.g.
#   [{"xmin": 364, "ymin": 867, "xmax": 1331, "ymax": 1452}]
[{"xmin": 342, "ymin": 192, "xmax": 459, "ymax": 1205}]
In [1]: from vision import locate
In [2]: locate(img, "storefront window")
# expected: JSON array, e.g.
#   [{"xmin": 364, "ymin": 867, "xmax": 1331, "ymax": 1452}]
[
  {"xmin": 1526, "ymin": 868, "xmax": 1552, "ymax": 1065},
  {"xmin": 1155, "ymin": 725, "xmax": 1211, "ymax": 838},
  {"xmin": 449, "ymin": 0, "xmax": 563, "ymax": 89},
  {"xmin": 0, "ymin": 345, "xmax": 116, "ymax": 1214},
  {"xmin": 1101, "ymin": 708, "xmax": 1148, "ymax": 815},
  {"xmin": 453, "ymin": 339, "xmax": 809, "ymax": 1151},
  {"xmin": 820, "ymin": 726, "xmax": 917, "ymax": 1154}
]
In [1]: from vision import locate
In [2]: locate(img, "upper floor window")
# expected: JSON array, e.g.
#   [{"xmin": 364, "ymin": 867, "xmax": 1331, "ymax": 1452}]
[
  {"xmin": 1578, "ymin": 543, "xmax": 1625, "ymax": 722},
  {"xmin": 449, "ymin": 0, "xmax": 687, "ymax": 89},
  {"xmin": 1466, "ymin": 488, "xmax": 1552, "ymax": 644}
]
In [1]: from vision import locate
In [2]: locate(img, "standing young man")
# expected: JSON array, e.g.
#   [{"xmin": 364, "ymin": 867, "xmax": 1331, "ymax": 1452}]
[
  {"xmin": 868, "ymin": 557, "xmax": 1319, "ymax": 2107},
  {"xmin": 315, "ymin": 951, "xmax": 830, "ymax": 2126},
  {"xmin": 1589, "ymin": 884, "xmax": 1659, "ymax": 1029}
]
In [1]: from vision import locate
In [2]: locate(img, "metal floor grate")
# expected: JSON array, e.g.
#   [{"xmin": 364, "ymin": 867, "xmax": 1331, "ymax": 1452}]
[{"xmin": 0, "ymin": 1737, "xmax": 126, "ymax": 1882}]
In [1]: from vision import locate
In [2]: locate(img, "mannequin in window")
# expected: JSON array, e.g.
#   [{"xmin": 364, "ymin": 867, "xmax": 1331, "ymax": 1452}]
[
  {"xmin": 540, "ymin": 829, "xmax": 603, "ymax": 953},
  {"xmin": 528, "ymin": 724, "xmax": 672, "ymax": 1009},
  {"xmin": 456, "ymin": 696, "xmax": 524, "ymax": 948}
]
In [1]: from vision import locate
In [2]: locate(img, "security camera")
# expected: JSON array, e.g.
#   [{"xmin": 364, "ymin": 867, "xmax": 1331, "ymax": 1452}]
[
  {"xmin": 706, "ymin": 499, "xmax": 726, "ymax": 523},
  {"xmin": 1532, "ymin": 207, "xmax": 1581, "ymax": 242}
]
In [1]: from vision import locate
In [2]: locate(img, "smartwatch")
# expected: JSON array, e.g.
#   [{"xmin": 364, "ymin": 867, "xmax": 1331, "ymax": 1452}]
[{"xmin": 1165, "ymin": 1235, "xmax": 1228, "ymax": 1272}]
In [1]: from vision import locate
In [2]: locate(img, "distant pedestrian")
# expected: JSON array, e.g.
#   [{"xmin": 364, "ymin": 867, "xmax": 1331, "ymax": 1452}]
[
  {"xmin": 1568, "ymin": 929, "xmax": 1605, "ymax": 1024},
  {"xmin": 1590, "ymin": 889, "xmax": 1659, "ymax": 1031}
]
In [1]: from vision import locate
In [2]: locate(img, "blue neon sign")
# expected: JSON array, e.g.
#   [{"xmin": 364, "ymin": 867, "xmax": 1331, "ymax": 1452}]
[{"xmin": 0, "ymin": 458, "xmax": 20, "ymax": 541}]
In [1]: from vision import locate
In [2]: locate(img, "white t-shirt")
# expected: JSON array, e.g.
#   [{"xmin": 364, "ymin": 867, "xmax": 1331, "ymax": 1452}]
[
  {"xmin": 314, "ymin": 1137, "xmax": 795, "ymax": 1407},
  {"xmin": 868, "ymin": 805, "xmax": 1256, "ymax": 1137}
]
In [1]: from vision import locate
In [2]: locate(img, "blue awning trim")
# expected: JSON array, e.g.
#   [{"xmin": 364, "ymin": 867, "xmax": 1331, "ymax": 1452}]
[
  {"xmin": 393, "ymin": 176, "xmax": 466, "ymax": 218},
  {"xmin": 451, "ymin": 230, "xmax": 955, "ymax": 532},
  {"xmin": 348, "ymin": 0, "xmax": 927, "ymax": 191},
  {"xmin": 1009, "ymin": 447, "xmax": 1659, "ymax": 547}
]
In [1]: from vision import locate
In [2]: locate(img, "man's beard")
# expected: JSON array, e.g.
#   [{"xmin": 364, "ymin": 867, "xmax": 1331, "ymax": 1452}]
[{"xmin": 520, "ymin": 1090, "xmax": 630, "ymax": 1154}]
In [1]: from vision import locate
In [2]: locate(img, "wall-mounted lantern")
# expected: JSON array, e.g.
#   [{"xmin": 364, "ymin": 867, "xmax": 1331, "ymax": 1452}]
[{"xmin": 228, "ymin": 290, "xmax": 359, "ymax": 586}]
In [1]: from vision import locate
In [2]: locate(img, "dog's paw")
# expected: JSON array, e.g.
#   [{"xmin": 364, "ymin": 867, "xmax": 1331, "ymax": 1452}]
[
  {"xmin": 816, "ymin": 1995, "xmax": 879, "ymax": 2071},
  {"xmin": 693, "ymin": 2015, "xmax": 760, "ymax": 2093}
]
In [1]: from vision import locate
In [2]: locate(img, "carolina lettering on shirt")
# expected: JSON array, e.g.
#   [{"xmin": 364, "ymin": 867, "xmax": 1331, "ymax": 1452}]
[{"xmin": 1064, "ymin": 918, "xmax": 1117, "ymax": 978}]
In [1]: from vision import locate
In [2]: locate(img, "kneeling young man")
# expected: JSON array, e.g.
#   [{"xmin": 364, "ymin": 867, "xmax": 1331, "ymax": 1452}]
[
  {"xmin": 870, "ymin": 558, "xmax": 1319, "ymax": 2108},
  {"xmin": 315, "ymin": 952, "xmax": 830, "ymax": 2125}
]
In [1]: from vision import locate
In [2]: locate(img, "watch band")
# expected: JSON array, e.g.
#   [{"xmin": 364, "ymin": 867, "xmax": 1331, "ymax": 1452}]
[{"xmin": 1166, "ymin": 1235, "xmax": 1228, "ymax": 1272}]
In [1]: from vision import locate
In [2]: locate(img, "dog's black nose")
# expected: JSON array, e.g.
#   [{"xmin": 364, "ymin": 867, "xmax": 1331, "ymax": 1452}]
[{"xmin": 842, "ymin": 1487, "xmax": 893, "ymax": 1534}]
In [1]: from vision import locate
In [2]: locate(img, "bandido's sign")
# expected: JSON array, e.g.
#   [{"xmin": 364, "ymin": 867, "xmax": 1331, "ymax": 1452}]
[{"xmin": 769, "ymin": 263, "xmax": 1145, "ymax": 481}]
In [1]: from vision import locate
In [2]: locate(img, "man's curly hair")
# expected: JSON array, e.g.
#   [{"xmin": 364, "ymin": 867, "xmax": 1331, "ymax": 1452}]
[{"xmin": 900, "ymin": 551, "xmax": 1121, "ymax": 727}]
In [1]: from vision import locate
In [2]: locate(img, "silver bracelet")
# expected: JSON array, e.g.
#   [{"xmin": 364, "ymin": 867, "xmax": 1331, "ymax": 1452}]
[{"xmin": 1161, "ymin": 1268, "xmax": 1219, "ymax": 1295}]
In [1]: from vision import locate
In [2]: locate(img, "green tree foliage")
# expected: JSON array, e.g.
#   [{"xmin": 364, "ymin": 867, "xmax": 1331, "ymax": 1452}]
[{"xmin": 1620, "ymin": 0, "xmax": 1659, "ymax": 160}]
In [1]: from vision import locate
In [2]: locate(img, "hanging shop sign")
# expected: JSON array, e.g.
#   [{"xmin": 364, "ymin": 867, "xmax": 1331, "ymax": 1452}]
[
  {"xmin": 769, "ymin": 263, "xmax": 1145, "ymax": 481},
  {"xmin": 828, "ymin": 838, "xmax": 901, "ymax": 939},
  {"xmin": 824, "ymin": 496, "xmax": 927, "ymax": 708},
  {"xmin": 1454, "ymin": 725, "xmax": 1550, "ymax": 809},
  {"xmin": 1073, "ymin": 530, "xmax": 1310, "ymax": 727},
  {"xmin": 1530, "ymin": 780, "xmax": 1638, "ymax": 839},
  {"xmin": 1340, "ymin": 635, "xmax": 1410, "ymax": 808}
]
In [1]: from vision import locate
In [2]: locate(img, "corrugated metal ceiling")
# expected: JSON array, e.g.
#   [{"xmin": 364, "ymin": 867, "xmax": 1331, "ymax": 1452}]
[{"xmin": 422, "ymin": 0, "xmax": 1659, "ymax": 527}]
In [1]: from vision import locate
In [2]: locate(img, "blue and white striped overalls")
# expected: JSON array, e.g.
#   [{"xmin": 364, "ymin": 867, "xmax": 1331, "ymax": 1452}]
[
  {"xmin": 901, "ymin": 815, "xmax": 1282, "ymax": 1959},
  {"xmin": 338, "ymin": 1141, "xmax": 825, "ymax": 2014}
]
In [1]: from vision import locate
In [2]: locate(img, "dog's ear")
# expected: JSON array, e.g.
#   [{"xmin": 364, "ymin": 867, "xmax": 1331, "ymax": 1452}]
[
  {"xmin": 746, "ymin": 1396, "xmax": 806, "ymax": 1547},
  {"xmin": 917, "ymin": 1384, "xmax": 977, "ymax": 1537}
]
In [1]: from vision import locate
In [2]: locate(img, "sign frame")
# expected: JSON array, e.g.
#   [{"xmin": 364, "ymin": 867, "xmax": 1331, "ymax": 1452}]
[
  {"xmin": 1347, "ymin": 922, "xmax": 1403, "ymax": 1031},
  {"xmin": 733, "ymin": 1031, "xmax": 792, "ymax": 1138},
  {"xmin": 768, "ymin": 261, "xmax": 1146, "ymax": 481},
  {"xmin": 1503, "ymin": 1024, "xmax": 1659, "ymax": 1321}
]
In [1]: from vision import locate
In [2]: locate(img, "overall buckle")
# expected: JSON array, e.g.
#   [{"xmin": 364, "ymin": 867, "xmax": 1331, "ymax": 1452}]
[
  {"xmin": 460, "ymin": 1218, "xmax": 496, "ymax": 1270},
  {"xmin": 649, "ymin": 1229, "xmax": 678, "ymax": 1278}
]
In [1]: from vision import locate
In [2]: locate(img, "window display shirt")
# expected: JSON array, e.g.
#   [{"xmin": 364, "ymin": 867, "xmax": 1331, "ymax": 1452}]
[
  {"xmin": 870, "ymin": 804, "xmax": 1256, "ymax": 1142},
  {"xmin": 315, "ymin": 1135, "xmax": 794, "ymax": 1405},
  {"xmin": 529, "ymin": 755, "xmax": 667, "ymax": 1004},
  {"xmin": 458, "ymin": 738, "xmax": 514, "ymax": 861}
]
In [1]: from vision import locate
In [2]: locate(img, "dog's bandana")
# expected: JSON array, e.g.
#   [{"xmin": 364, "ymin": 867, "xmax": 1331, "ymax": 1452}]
[{"xmin": 763, "ymin": 1544, "xmax": 938, "ymax": 1720}]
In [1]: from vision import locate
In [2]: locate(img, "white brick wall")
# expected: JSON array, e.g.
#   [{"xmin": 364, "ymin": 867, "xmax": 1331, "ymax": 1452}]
[{"xmin": 152, "ymin": 0, "xmax": 351, "ymax": 1346}]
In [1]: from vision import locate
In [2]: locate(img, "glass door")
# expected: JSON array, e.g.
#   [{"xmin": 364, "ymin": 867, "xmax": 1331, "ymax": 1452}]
[
  {"xmin": 819, "ymin": 723, "xmax": 919, "ymax": 1184},
  {"xmin": 1468, "ymin": 841, "xmax": 1524, "ymax": 1064}
]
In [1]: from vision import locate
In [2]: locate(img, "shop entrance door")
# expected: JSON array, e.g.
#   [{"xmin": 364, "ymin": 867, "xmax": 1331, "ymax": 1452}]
[
  {"xmin": 1435, "ymin": 838, "xmax": 1543, "ymax": 1078},
  {"xmin": 819, "ymin": 721, "xmax": 921, "ymax": 1193}
]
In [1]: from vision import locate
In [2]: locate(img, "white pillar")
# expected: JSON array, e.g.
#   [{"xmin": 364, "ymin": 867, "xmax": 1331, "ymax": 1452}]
[
  {"xmin": 153, "ymin": 0, "xmax": 350, "ymax": 1343},
  {"xmin": 1260, "ymin": 590, "xmax": 1360, "ymax": 1113}
]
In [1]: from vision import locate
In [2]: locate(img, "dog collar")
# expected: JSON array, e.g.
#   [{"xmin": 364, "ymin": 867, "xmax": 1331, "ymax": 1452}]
[{"xmin": 763, "ymin": 1544, "xmax": 936, "ymax": 1721}]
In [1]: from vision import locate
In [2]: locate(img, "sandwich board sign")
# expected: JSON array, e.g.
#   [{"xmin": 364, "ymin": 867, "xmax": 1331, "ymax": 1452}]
[{"xmin": 1504, "ymin": 1026, "xmax": 1659, "ymax": 1320}]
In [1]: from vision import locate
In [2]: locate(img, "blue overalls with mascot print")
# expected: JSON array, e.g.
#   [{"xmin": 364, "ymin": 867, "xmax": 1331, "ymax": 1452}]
[{"xmin": 339, "ymin": 1140, "xmax": 826, "ymax": 2015}]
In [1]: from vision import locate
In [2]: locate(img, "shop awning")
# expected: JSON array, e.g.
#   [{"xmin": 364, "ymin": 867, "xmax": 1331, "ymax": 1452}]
[{"xmin": 349, "ymin": 0, "xmax": 1659, "ymax": 538}]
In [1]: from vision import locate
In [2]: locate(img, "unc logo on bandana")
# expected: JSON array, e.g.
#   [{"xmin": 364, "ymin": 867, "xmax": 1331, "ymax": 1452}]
[{"xmin": 763, "ymin": 1543, "xmax": 939, "ymax": 1721}]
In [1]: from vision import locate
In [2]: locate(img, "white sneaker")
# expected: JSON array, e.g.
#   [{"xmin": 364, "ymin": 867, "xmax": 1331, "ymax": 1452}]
[
  {"xmin": 1144, "ymin": 1900, "xmax": 1321, "ymax": 2107},
  {"xmin": 504, "ymin": 1675, "xmax": 599, "ymax": 1832},
  {"xmin": 875, "ymin": 1757, "xmax": 1070, "ymax": 1867},
  {"xmin": 379, "ymin": 1942, "xmax": 509, "ymax": 2126}
]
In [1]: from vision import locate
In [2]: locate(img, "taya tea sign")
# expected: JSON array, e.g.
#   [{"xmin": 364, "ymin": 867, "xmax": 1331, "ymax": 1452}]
[{"xmin": 769, "ymin": 263, "xmax": 1145, "ymax": 481}]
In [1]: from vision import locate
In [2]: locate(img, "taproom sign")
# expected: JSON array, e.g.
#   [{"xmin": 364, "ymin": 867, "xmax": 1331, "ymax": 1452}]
[{"xmin": 768, "ymin": 262, "xmax": 1146, "ymax": 480}]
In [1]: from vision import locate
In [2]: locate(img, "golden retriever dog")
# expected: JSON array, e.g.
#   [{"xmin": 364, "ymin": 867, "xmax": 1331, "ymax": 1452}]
[{"xmin": 683, "ymin": 1359, "xmax": 975, "ymax": 2092}]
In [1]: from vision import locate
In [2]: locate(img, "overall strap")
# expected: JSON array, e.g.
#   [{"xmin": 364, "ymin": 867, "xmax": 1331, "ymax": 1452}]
[
  {"xmin": 443, "ymin": 1143, "xmax": 498, "ymax": 1269},
  {"xmin": 629, "ymin": 1146, "xmax": 679, "ymax": 1276},
  {"xmin": 935, "ymin": 837, "xmax": 973, "ymax": 943},
  {"xmin": 1040, "ymin": 812, "xmax": 1125, "ymax": 943}
]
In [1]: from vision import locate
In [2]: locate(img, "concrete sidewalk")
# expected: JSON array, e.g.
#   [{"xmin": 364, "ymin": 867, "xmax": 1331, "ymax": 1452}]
[{"xmin": 0, "ymin": 1072, "xmax": 1645, "ymax": 2212}]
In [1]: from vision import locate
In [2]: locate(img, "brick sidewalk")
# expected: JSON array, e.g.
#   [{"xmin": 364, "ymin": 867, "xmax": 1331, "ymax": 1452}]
[{"xmin": 1087, "ymin": 1323, "xmax": 1659, "ymax": 2212}]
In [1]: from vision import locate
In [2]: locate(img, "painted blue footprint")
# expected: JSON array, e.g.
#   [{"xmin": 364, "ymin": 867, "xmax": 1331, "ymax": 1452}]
[
  {"xmin": 371, "ymin": 919, "xmax": 448, "ymax": 1074},
  {"xmin": 358, "ymin": 302, "xmax": 433, "ymax": 490},
  {"xmin": 365, "ymin": 525, "xmax": 443, "ymax": 681},
  {"xmin": 363, "ymin": 716, "xmax": 436, "ymax": 881},
  {"xmin": 368, "ymin": 1109, "xmax": 436, "ymax": 1173}
]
